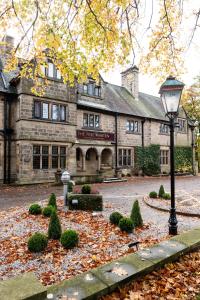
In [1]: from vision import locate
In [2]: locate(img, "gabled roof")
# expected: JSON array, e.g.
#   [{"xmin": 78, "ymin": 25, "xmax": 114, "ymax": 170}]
[{"xmin": 78, "ymin": 82, "xmax": 188, "ymax": 122}]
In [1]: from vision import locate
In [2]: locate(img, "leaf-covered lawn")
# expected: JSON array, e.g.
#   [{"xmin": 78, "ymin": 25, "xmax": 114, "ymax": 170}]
[
  {"xmin": 102, "ymin": 250, "xmax": 200, "ymax": 300},
  {"xmin": 0, "ymin": 199, "xmax": 162, "ymax": 286}
]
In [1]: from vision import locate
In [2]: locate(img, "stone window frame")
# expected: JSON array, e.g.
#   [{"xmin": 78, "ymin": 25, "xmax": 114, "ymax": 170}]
[
  {"xmin": 33, "ymin": 145, "xmax": 67, "ymax": 170},
  {"xmin": 33, "ymin": 100, "xmax": 68, "ymax": 123},
  {"xmin": 177, "ymin": 118, "xmax": 187, "ymax": 133},
  {"xmin": 83, "ymin": 112, "xmax": 100, "ymax": 129},
  {"xmin": 118, "ymin": 148, "xmax": 132, "ymax": 167},
  {"xmin": 126, "ymin": 119, "xmax": 141, "ymax": 134},
  {"xmin": 160, "ymin": 123, "xmax": 169, "ymax": 135},
  {"xmin": 160, "ymin": 149, "xmax": 169, "ymax": 165}
]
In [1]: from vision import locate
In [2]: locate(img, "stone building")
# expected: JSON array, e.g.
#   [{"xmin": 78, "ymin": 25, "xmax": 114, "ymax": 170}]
[{"xmin": 0, "ymin": 36, "xmax": 194, "ymax": 184}]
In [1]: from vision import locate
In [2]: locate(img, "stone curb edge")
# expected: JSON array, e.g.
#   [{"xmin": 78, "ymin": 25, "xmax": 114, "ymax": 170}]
[
  {"xmin": 46, "ymin": 227, "xmax": 200, "ymax": 300},
  {"xmin": 143, "ymin": 196, "xmax": 200, "ymax": 218}
]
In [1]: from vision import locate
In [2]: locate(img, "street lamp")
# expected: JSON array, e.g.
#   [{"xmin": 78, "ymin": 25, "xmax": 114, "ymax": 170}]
[
  {"xmin": 61, "ymin": 170, "xmax": 71, "ymax": 206},
  {"xmin": 159, "ymin": 76, "xmax": 184, "ymax": 235}
]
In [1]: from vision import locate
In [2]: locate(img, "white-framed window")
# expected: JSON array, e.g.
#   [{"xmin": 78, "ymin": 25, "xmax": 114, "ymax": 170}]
[
  {"xmin": 126, "ymin": 120, "xmax": 140, "ymax": 133},
  {"xmin": 160, "ymin": 150, "xmax": 169, "ymax": 165},
  {"xmin": 160, "ymin": 123, "xmax": 169, "ymax": 134},
  {"xmin": 118, "ymin": 149, "xmax": 132, "ymax": 166}
]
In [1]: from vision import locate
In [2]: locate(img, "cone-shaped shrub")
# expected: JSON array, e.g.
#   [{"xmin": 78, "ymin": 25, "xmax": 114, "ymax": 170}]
[
  {"xmin": 130, "ymin": 200, "xmax": 143, "ymax": 227},
  {"xmin": 48, "ymin": 210, "xmax": 62, "ymax": 240},
  {"xmin": 48, "ymin": 193, "xmax": 57, "ymax": 209},
  {"xmin": 158, "ymin": 185, "xmax": 165, "ymax": 198}
]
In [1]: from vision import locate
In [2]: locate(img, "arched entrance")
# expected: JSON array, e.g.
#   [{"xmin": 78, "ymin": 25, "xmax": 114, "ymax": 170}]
[
  {"xmin": 85, "ymin": 148, "xmax": 98, "ymax": 174},
  {"xmin": 101, "ymin": 148, "xmax": 113, "ymax": 168},
  {"xmin": 76, "ymin": 148, "xmax": 83, "ymax": 171}
]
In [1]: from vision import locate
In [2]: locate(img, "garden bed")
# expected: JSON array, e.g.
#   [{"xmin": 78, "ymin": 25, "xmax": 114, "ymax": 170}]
[{"xmin": 0, "ymin": 198, "xmax": 161, "ymax": 287}]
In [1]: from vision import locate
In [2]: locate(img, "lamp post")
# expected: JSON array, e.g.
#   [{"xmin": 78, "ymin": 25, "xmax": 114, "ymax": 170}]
[
  {"xmin": 159, "ymin": 76, "xmax": 184, "ymax": 235},
  {"xmin": 61, "ymin": 170, "xmax": 71, "ymax": 206}
]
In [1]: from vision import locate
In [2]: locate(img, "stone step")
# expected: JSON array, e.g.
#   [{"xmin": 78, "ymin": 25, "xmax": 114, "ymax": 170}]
[{"xmin": 103, "ymin": 177, "xmax": 127, "ymax": 183}]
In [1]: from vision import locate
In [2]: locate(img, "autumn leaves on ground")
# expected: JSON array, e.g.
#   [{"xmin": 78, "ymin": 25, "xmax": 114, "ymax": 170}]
[{"xmin": 102, "ymin": 250, "xmax": 200, "ymax": 300}]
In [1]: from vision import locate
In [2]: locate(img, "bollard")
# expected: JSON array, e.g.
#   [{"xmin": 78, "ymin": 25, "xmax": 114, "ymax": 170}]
[{"xmin": 61, "ymin": 171, "xmax": 71, "ymax": 206}]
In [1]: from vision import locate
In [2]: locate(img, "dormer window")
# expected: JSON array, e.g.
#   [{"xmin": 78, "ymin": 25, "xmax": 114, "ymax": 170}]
[
  {"xmin": 82, "ymin": 81, "xmax": 101, "ymax": 97},
  {"xmin": 41, "ymin": 61, "xmax": 62, "ymax": 80}
]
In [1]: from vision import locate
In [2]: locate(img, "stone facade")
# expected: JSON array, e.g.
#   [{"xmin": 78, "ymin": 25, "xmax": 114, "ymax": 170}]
[{"xmin": 0, "ymin": 42, "xmax": 194, "ymax": 184}]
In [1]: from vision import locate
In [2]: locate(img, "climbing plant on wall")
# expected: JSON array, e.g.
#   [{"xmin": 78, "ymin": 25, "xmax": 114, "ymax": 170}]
[
  {"xmin": 175, "ymin": 146, "xmax": 192, "ymax": 172},
  {"xmin": 135, "ymin": 144, "xmax": 160, "ymax": 176}
]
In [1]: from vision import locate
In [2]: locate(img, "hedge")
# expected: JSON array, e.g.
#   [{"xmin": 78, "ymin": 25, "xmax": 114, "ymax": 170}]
[
  {"xmin": 135, "ymin": 144, "xmax": 160, "ymax": 175},
  {"xmin": 68, "ymin": 194, "xmax": 103, "ymax": 211}
]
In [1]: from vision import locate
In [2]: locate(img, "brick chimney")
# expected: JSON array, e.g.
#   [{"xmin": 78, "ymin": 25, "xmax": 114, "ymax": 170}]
[{"xmin": 121, "ymin": 65, "xmax": 139, "ymax": 100}]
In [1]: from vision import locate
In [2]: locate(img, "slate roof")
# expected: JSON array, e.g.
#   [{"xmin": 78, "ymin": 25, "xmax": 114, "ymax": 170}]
[{"xmin": 0, "ymin": 58, "xmax": 17, "ymax": 94}]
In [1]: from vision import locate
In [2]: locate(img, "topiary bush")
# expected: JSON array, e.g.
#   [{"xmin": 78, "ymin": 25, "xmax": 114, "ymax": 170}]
[
  {"xmin": 158, "ymin": 185, "xmax": 165, "ymax": 198},
  {"xmin": 149, "ymin": 191, "xmax": 157, "ymax": 198},
  {"xmin": 163, "ymin": 193, "xmax": 171, "ymax": 200},
  {"xmin": 29, "ymin": 204, "xmax": 42, "ymax": 215},
  {"xmin": 109, "ymin": 212, "xmax": 123, "ymax": 225},
  {"xmin": 118, "ymin": 217, "xmax": 134, "ymax": 233},
  {"xmin": 42, "ymin": 205, "xmax": 54, "ymax": 217},
  {"xmin": 130, "ymin": 200, "xmax": 143, "ymax": 227},
  {"xmin": 28, "ymin": 233, "xmax": 48, "ymax": 252},
  {"xmin": 81, "ymin": 184, "xmax": 91, "ymax": 194},
  {"xmin": 60, "ymin": 230, "xmax": 79, "ymax": 249},
  {"xmin": 48, "ymin": 210, "xmax": 62, "ymax": 240},
  {"xmin": 48, "ymin": 193, "xmax": 57, "ymax": 209}
]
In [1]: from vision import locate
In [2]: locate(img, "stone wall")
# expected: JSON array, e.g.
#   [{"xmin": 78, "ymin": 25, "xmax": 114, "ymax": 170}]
[{"xmin": 0, "ymin": 96, "xmax": 4, "ymax": 182}]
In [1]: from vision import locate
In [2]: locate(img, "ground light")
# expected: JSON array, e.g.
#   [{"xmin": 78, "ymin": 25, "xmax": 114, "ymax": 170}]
[{"xmin": 159, "ymin": 76, "xmax": 185, "ymax": 235}]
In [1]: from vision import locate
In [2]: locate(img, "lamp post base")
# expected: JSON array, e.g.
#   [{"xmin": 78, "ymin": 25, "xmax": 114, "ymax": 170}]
[{"xmin": 168, "ymin": 208, "xmax": 178, "ymax": 235}]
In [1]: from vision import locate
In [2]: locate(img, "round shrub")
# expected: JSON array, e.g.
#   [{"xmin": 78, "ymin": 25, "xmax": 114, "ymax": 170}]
[
  {"xmin": 109, "ymin": 212, "xmax": 123, "ymax": 225},
  {"xmin": 42, "ymin": 205, "xmax": 54, "ymax": 217},
  {"xmin": 158, "ymin": 185, "xmax": 165, "ymax": 198},
  {"xmin": 48, "ymin": 193, "xmax": 57, "ymax": 209},
  {"xmin": 149, "ymin": 191, "xmax": 157, "ymax": 198},
  {"xmin": 28, "ymin": 233, "xmax": 48, "ymax": 252},
  {"xmin": 163, "ymin": 193, "xmax": 171, "ymax": 200},
  {"xmin": 119, "ymin": 217, "xmax": 134, "ymax": 233},
  {"xmin": 81, "ymin": 184, "xmax": 91, "ymax": 194},
  {"xmin": 60, "ymin": 230, "xmax": 79, "ymax": 249},
  {"xmin": 29, "ymin": 204, "xmax": 42, "ymax": 215}
]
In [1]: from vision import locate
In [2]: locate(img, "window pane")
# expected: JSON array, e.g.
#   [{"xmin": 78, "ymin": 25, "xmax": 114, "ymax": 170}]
[
  {"xmin": 94, "ymin": 87, "xmax": 100, "ymax": 96},
  {"xmin": 34, "ymin": 102, "xmax": 41, "ymax": 118},
  {"xmin": 83, "ymin": 84, "xmax": 88, "ymax": 93},
  {"xmin": 52, "ymin": 156, "xmax": 58, "ymax": 168},
  {"xmin": 60, "ymin": 147, "xmax": 66, "ymax": 155},
  {"xmin": 41, "ymin": 65, "xmax": 46, "ymax": 76},
  {"xmin": 42, "ymin": 156, "xmax": 49, "ymax": 169},
  {"xmin": 83, "ymin": 113, "xmax": 88, "ymax": 127},
  {"xmin": 88, "ymin": 83, "xmax": 93, "ymax": 95},
  {"xmin": 56, "ymin": 69, "xmax": 61, "ymax": 79},
  {"xmin": 48, "ymin": 62, "xmax": 54, "ymax": 77},
  {"xmin": 126, "ymin": 121, "xmax": 130, "ymax": 131},
  {"xmin": 42, "ymin": 103, "xmax": 49, "ymax": 119},
  {"xmin": 52, "ymin": 146, "xmax": 58, "ymax": 155},
  {"xmin": 95, "ymin": 115, "xmax": 100, "ymax": 128},
  {"xmin": 131, "ymin": 122, "xmax": 134, "ymax": 131},
  {"xmin": 33, "ymin": 145, "xmax": 40, "ymax": 154},
  {"xmin": 60, "ymin": 105, "xmax": 66, "ymax": 121},
  {"xmin": 52, "ymin": 104, "xmax": 58, "ymax": 120},
  {"xmin": 134, "ymin": 121, "xmax": 138, "ymax": 132},
  {"xmin": 60, "ymin": 156, "xmax": 66, "ymax": 169},
  {"xmin": 89, "ymin": 114, "xmax": 94, "ymax": 127},
  {"xmin": 42, "ymin": 146, "xmax": 49, "ymax": 154}
]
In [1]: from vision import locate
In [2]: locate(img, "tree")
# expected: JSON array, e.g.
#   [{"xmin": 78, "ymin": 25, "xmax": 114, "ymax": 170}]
[{"xmin": 0, "ymin": 1, "xmax": 200, "ymax": 94}]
